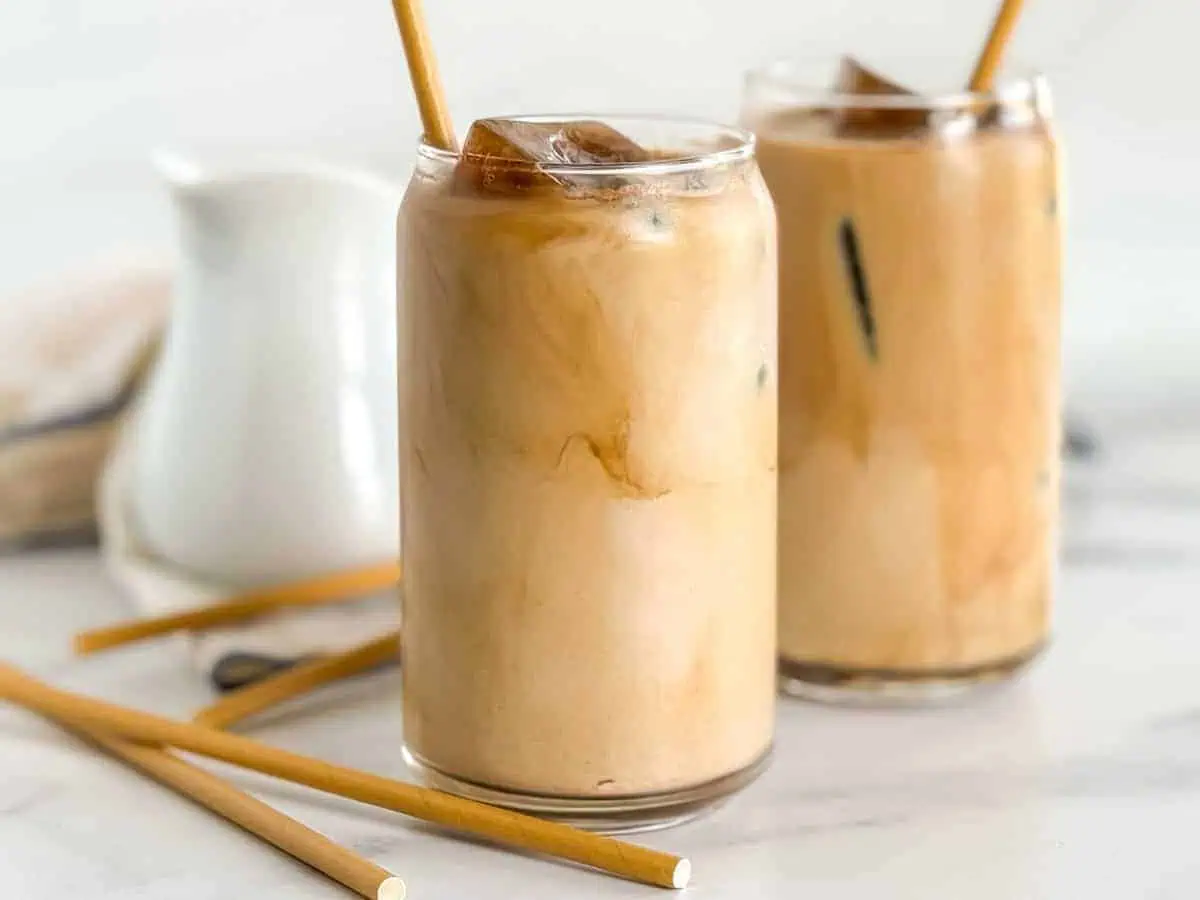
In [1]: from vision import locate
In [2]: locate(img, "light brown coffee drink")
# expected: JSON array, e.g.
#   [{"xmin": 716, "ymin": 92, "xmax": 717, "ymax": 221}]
[
  {"xmin": 743, "ymin": 65, "xmax": 1062, "ymax": 700},
  {"xmin": 399, "ymin": 116, "xmax": 777, "ymax": 828}
]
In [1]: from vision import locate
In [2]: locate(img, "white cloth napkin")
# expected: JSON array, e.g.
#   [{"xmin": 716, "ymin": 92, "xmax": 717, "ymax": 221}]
[{"xmin": 0, "ymin": 259, "xmax": 168, "ymax": 548}]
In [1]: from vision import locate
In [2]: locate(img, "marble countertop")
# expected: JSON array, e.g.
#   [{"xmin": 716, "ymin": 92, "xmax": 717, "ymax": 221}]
[{"xmin": 2, "ymin": 424, "xmax": 1200, "ymax": 899}]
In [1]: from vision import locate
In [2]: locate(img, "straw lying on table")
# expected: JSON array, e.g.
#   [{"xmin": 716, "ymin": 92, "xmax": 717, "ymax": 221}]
[
  {"xmin": 0, "ymin": 664, "xmax": 690, "ymax": 890},
  {"xmin": 194, "ymin": 631, "xmax": 402, "ymax": 729},
  {"xmin": 74, "ymin": 561, "xmax": 402, "ymax": 655},
  {"xmin": 44, "ymin": 714, "xmax": 404, "ymax": 899}
]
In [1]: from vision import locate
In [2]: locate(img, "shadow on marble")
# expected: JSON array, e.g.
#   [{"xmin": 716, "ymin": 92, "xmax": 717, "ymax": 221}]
[
  {"xmin": 1059, "ymin": 541, "xmax": 1200, "ymax": 569},
  {"xmin": 234, "ymin": 771, "xmax": 402, "ymax": 829},
  {"xmin": 0, "ymin": 706, "xmax": 77, "ymax": 746},
  {"xmin": 212, "ymin": 667, "xmax": 397, "ymax": 735}
]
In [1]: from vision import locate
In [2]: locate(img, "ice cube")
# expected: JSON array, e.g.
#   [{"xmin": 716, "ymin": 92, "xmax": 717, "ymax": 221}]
[
  {"xmin": 831, "ymin": 56, "xmax": 929, "ymax": 137},
  {"xmin": 556, "ymin": 121, "xmax": 648, "ymax": 164},
  {"xmin": 456, "ymin": 118, "xmax": 650, "ymax": 195},
  {"xmin": 834, "ymin": 56, "xmax": 913, "ymax": 97}
]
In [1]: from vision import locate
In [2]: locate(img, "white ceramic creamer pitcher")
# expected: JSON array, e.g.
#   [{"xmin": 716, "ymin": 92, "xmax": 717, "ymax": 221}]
[{"xmin": 129, "ymin": 156, "xmax": 404, "ymax": 586}]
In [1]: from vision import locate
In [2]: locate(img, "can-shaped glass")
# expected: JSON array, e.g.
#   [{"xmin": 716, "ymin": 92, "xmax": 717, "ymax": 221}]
[
  {"xmin": 743, "ymin": 63, "xmax": 1062, "ymax": 702},
  {"xmin": 399, "ymin": 116, "xmax": 778, "ymax": 830}
]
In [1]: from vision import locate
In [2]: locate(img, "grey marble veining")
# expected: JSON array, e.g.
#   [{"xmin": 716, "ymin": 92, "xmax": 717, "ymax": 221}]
[{"xmin": 3, "ymin": 428, "xmax": 1200, "ymax": 898}]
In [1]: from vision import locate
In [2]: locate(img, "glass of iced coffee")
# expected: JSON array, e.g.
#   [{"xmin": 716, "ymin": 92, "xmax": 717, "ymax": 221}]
[
  {"xmin": 742, "ymin": 60, "xmax": 1062, "ymax": 702},
  {"xmin": 398, "ymin": 116, "xmax": 777, "ymax": 830}
]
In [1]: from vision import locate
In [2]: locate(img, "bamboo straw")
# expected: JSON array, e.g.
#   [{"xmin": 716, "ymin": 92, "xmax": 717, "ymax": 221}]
[
  {"xmin": 58, "ymin": 722, "xmax": 405, "ymax": 899},
  {"xmin": 195, "ymin": 632, "xmax": 402, "ymax": 730},
  {"xmin": 968, "ymin": 0, "xmax": 1027, "ymax": 91},
  {"xmin": 390, "ymin": 0, "xmax": 457, "ymax": 150},
  {"xmin": 74, "ymin": 562, "xmax": 401, "ymax": 655},
  {"xmin": 0, "ymin": 664, "xmax": 690, "ymax": 890}
]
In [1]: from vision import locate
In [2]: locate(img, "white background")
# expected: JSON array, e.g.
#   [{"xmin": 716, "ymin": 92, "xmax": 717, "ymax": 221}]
[{"xmin": 0, "ymin": 0, "xmax": 1195, "ymax": 423}]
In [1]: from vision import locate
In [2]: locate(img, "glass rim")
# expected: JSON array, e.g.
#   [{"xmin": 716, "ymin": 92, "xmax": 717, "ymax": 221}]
[
  {"xmin": 744, "ymin": 60, "xmax": 1049, "ymax": 110},
  {"xmin": 416, "ymin": 113, "xmax": 756, "ymax": 176}
]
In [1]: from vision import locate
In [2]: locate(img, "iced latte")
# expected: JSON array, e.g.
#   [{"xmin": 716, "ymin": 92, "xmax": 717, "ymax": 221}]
[
  {"xmin": 399, "ymin": 117, "xmax": 777, "ymax": 828},
  {"xmin": 743, "ymin": 63, "xmax": 1062, "ymax": 700}
]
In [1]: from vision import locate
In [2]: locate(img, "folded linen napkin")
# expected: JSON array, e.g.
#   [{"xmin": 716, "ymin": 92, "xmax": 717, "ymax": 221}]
[{"xmin": 0, "ymin": 260, "xmax": 167, "ymax": 550}]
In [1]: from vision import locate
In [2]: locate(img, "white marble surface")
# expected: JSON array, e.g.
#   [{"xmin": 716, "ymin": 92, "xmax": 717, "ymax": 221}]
[{"xmin": 2, "ymin": 425, "xmax": 1200, "ymax": 898}]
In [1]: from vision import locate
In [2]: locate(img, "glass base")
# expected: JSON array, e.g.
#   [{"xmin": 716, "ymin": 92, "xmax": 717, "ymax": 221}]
[
  {"xmin": 778, "ymin": 642, "xmax": 1046, "ymax": 707},
  {"xmin": 402, "ymin": 745, "xmax": 772, "ymax": 834}
]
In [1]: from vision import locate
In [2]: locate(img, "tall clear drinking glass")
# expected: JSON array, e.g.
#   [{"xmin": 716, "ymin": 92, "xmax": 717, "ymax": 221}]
[
  {"xmin": 399, "ymin": 116, "xmax": 778, "ymax": 830},
  {"xmin": 743, "ymin": 63, "xmax": 1062, "ymax": 702}
]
